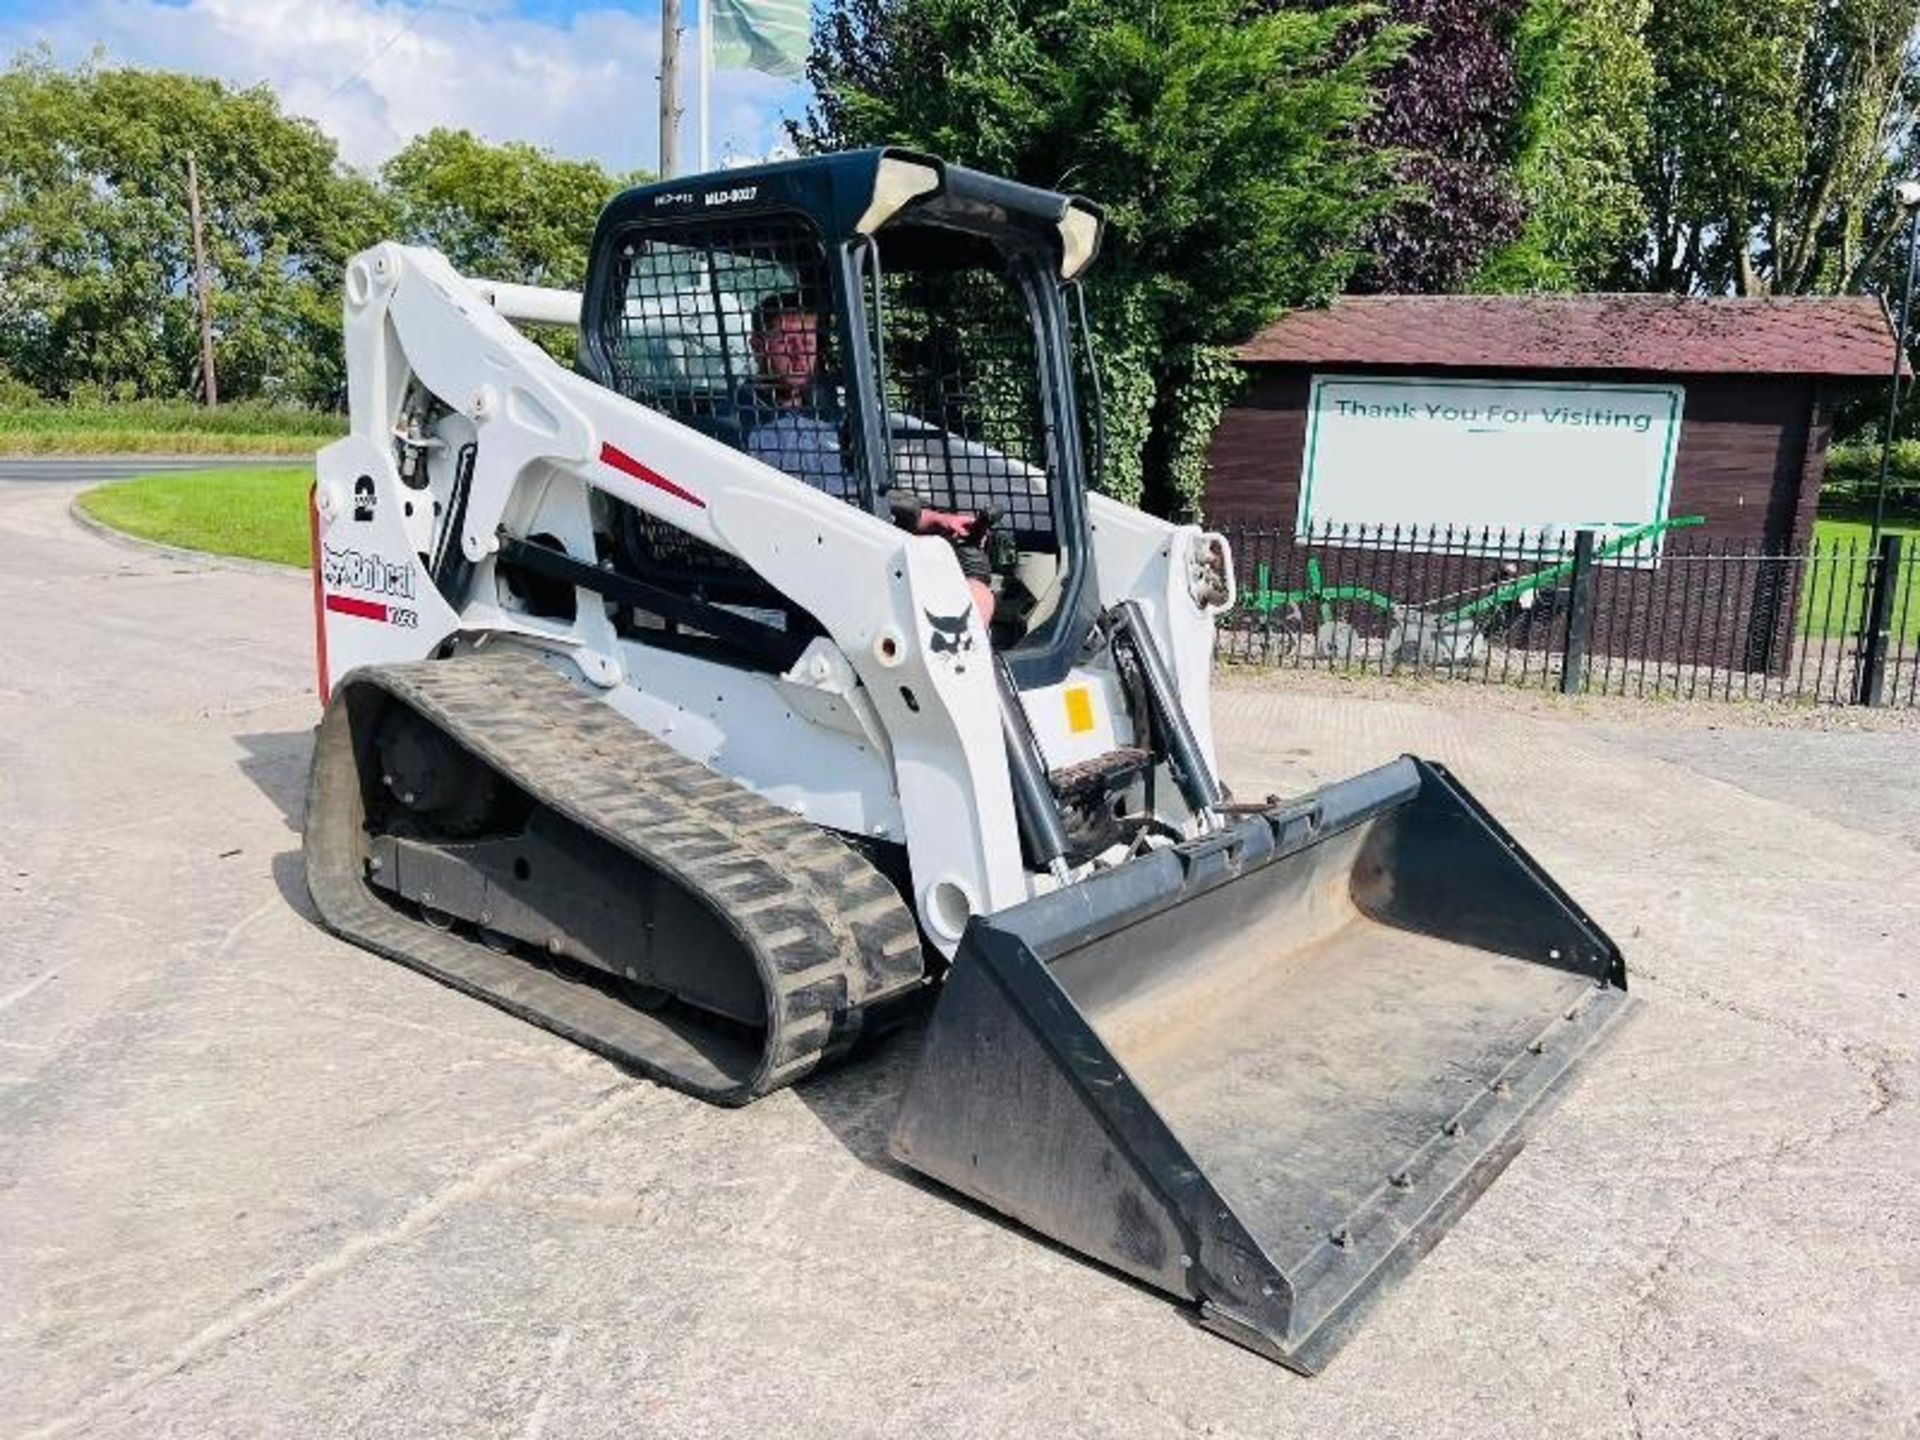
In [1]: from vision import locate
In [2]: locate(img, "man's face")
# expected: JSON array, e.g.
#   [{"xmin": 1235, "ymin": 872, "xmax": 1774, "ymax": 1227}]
[{"xmin": 752, "ymin": 309, "xmax": 820, "ymax": 395}]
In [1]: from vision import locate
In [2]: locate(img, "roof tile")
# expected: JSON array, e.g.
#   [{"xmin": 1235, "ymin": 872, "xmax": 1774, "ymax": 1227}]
[{"xmin": 1236, "ymin": 294, "xmax": 1905, "ymax": 378}]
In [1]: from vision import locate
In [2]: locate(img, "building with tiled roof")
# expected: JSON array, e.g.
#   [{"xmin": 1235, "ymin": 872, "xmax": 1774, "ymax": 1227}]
[
  {"xmin": 1204, "ymin": 292, "xmax": 1903, "ymax": 679},
  {"xmin": 1207, "ymin": 292, "xmax": 1902, "ymax": 549}
]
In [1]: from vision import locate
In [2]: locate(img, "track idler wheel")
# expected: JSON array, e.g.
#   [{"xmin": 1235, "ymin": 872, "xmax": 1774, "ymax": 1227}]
[{"xmin": 376, "ymin": 707, "xmax": 499, "ymax": 838}]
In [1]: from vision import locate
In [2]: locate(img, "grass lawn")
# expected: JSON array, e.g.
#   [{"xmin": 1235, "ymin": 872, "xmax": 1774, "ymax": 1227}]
[
  {"xmin": 2, "ymin": 399, "xmax": 343, "ymax": 455},
  {"xmin": 78, "ymin": 467, "xmax": 311, "ymax": 567},
  {"xmin": 1801, "ymin": 514, "xmax": 1920, "ymax": 641}
]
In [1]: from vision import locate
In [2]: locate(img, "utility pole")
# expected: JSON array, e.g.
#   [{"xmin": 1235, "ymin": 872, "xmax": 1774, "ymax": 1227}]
[
  {"xmin": 659, "ymin": 0, "xmax": 681, "ymax": 178},
  {"xmin": 184, "ymin": 152, "xmax": 219, "ymax": 409}
]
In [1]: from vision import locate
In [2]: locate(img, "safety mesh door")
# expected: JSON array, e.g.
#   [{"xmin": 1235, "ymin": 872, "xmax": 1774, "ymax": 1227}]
[{"xmin": 875, "ymin": 245, "xmax": 1057, "ymax": 548}]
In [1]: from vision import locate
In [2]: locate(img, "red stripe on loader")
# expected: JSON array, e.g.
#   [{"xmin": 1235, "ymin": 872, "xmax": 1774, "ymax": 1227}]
[
  {"xmin": 325, "ymin": 594, "xmax": 390, "ymax": 622},
  {"xmin": 600, "ymin": 441, "xmax": 706, "ymax": 508},
  {"xmin": 310, "ymin": 487, "xmax": 330, "ymax": 704}
]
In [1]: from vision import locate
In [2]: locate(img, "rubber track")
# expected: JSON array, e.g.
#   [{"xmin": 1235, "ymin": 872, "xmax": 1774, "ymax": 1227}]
[{"xmin": 305, "ymin": 646, "xmax": 926, "ymax": 1104}]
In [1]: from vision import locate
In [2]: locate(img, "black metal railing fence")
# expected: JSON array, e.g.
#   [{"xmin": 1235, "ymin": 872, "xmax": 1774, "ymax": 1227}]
[{"xmin": 1211, "ymin": 521, "xmax": 1917, "ymax": 707}]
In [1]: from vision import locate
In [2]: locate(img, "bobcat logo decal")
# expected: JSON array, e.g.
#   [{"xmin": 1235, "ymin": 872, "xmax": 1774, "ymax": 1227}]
[{"xmin": 925, "ymin": 608, "xmax": 974, "ymax": 673}]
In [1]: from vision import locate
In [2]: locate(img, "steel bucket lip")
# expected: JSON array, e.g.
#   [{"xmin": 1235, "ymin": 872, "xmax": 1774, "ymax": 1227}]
[
  {"xmin": 1194, "ymin": 983, "xmax": 1636, "ymax": 1373},
  {"xmin": 890, "ymin": 754, "xmax": 1631, "ymax": 1373}
]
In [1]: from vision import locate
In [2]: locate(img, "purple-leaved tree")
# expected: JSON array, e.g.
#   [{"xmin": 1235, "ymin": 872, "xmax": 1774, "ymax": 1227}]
[{"xmin": 1339, "ymin": 0, "xmax": 1529, "ymax": 293}]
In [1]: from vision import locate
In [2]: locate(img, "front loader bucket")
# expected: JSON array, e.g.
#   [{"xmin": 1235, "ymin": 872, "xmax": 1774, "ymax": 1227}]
[{"xmin": 889, "ymin": 756, "xmax": 1629, "ymax": 1373}]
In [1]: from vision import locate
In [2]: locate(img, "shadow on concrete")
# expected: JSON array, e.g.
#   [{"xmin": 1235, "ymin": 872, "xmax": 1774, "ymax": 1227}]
[
  {"xmin": 235, "ymin": 728, "xmax": 314, "ymax": 833},
  {"xmin": 794, "ymin": 1023, "xmax": 1019, "ymax": 1218},
  {"xmin": 792, "ymin": 1010, "xmax": 1208, "ymax": 1336},
  {"xmin": 270, "ymin": 847, "xmax": 318, "ymax": 922},
  {"xmin": 792, "ymin": 1021, "xmax": 928, "ymax": 1174}
]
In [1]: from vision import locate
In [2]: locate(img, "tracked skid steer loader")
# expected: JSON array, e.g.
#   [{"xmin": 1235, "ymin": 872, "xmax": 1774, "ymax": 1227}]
[{"xmin": 304, "ymin": 151, "xmax": 1630, "ymax": 1372}]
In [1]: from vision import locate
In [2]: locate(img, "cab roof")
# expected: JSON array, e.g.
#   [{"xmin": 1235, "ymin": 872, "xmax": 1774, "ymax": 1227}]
[{"xmin": 596, "ymin": 147, "xmax": 1106, "ymax": 280}]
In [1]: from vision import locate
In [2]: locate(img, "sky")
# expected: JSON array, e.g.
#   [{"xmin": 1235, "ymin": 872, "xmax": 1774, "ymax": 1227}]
[{"xmin": 0, "ymin": 0, "xmax": 812, "ymax": 175}]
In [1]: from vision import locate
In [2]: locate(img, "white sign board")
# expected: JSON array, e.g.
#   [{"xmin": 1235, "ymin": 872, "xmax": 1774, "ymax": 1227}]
[{"xmin": 1299, "ymin": 376, "xmax": 1684, "ymax": 551}]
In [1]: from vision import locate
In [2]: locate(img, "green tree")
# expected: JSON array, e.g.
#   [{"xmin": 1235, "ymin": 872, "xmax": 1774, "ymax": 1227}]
[
  {"xmin": 1475, "ymin": 0, "xmax": 1654, "ymax": 291},
  {"xmin": 0, "ymin": 51, "xmax": 388, "ymax": 405},
  {"xmin": 1634, "ymin": 0, "xmax": 1920, "ymax": 295},
  {"xmin": 381, "ymin": 129, "xmax": 644, "ymax": 291},
  {"xmin": 801, "ymin": 0, "xmax": 1407, "ymax": 513}
]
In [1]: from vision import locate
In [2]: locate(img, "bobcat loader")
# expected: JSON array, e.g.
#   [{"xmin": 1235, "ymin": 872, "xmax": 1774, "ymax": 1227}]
[{"xmin": 304, "ymin": 150, "xmax": 1629, "ymax": 1372}]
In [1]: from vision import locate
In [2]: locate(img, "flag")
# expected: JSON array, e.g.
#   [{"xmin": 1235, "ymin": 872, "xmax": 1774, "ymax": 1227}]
[{"xmin": 710, "ymin": 0, "xmax": 810, "ymax": 78}]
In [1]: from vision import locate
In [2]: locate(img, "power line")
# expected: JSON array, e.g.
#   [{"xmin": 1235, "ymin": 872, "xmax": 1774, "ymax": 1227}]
[{"xmin": 323, "ymin": 2, "xmax": 433, "ymax": 101}]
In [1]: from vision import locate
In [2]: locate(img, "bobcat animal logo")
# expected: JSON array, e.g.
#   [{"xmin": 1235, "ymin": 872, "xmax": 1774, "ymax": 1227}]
[{"xmin": 925, "ymin": 607, "xmax": 973, "ymax": 672}]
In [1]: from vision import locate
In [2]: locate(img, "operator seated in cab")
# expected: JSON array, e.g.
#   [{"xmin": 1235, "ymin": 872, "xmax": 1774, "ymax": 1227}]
[{"xmin": 745, "ymin": 291, "xmax": 996, "ymax": 626}]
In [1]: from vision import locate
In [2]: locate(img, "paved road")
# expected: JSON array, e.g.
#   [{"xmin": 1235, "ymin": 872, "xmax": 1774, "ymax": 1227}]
[
  {"xmin": 0, "ymin": 456, "xmax": 302, "ymax": 484},
  {"xmin": 2, "ymin": 480, "xmax": 1916, "ymax": 1438},
  {"xmin": 1592, "ymin": 721, "xmax": 1920, "ymax": 853}
]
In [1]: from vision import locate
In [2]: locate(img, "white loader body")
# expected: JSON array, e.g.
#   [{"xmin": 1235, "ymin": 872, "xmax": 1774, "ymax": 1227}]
[{"xmin": 314, "ymin": 242, "xmax": 1230, "ymax": 950}]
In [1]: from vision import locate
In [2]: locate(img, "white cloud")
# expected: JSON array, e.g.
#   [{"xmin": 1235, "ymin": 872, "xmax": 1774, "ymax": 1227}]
[{"xmin": 0, "ymin": 0, "xmax": 810, "ymax": 173}]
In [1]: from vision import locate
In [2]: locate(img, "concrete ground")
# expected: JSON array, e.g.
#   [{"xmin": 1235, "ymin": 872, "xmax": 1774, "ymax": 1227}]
[{"xmin": 2, "ymin": 463, "xmax": 1916, "ymax": 1438}]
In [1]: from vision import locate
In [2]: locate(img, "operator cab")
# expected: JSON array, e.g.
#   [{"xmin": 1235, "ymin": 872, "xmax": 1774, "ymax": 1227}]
[{"xmin": 577, "ymin": 149, "xmax": 1107, "ymax": 686}]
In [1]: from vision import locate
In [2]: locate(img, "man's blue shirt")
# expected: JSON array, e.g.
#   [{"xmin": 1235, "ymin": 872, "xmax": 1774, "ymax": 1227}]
[{"xmin": 744, "ymin": 410, "xmax": 857, "ymax": 502}]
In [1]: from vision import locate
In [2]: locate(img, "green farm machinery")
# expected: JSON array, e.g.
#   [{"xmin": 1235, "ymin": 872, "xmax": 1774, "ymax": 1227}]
[{"xmin": 1239, "ymin": 516, "xmax": 1705, "ymax": 668}]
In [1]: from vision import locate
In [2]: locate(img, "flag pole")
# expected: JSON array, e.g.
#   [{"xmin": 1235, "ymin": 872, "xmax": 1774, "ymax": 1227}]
[{"xmin": 698, "ymin": 0, "xmax": 713, "ymax": 173}]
